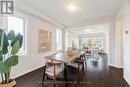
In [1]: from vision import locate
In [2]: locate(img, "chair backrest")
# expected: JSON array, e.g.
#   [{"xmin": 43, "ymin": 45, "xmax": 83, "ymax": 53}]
[{"xmin": 45, "ymin": 59, "xmax": 63, "ymax": 77}]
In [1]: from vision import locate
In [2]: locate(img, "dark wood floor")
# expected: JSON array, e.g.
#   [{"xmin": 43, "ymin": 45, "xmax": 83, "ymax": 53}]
[{"xmin": 16, "ymin": 54, "xmax": 129, "ymax": 87}]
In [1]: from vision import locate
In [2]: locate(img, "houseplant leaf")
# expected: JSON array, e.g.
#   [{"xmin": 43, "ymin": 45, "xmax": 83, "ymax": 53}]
[
  {"xmin": 0, "ymin": 29, "xmax": 9, "ymax": 54},
  {"xmin": 0, "ymin": 62, "xmax": 9, "ymax": 73},
  {"xmin": 0, "ymin": 30, "xmax": 3, "ymax": 61},
  {"xmin": 11, "ymin": 33, "xmax": 23, "ymax": 48},
  {"xmin": 5, "ymin": 55, "xmax": 19, "ymax": 67},
  {"xmin": 0, "ymin": 50, "xmax": 3, "ymax": 61},
  {"xmin": 0, "ymin": 28, "xmax": 23, "ymax": 84},
  {"xmin": 7, "ymin": 30, "xmax": 15, "ymax": 40},
  {"xmin": 11, "ymin": 41, "xmax": 20, "ymax": 55}
]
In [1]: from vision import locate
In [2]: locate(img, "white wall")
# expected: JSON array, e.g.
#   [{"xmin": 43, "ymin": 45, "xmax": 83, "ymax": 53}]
[
  {"xmin": 0, "ymin": 17, "xmax": 3, "ymax": 28},
  {"xmin": 9, "ymin": 10, "xmax": 57, "ymax": 78},
  {"xmin": 61, "ymin": 29, "xmax": 66, "ymax": 51},
  {"xmin": 116, "ymin": 0, "xmax": 130, "ymax": 85},
  {"xmin": 0, "ymin": 16, "xmax": 8, "ymax": 29},
  {"xmin": 108, "ymin": 20, "xmax": 116, "ymax": 66},
  {"xmin": 115, "ymin": 18, "xmax": 123, "ymax": 68},
  {"xmin": 122, "ymin": 0, "xmax": 130, "ymax": 85}
]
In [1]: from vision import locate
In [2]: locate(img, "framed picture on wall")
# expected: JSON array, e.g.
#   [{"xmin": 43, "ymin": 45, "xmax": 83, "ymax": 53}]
[{"xmin": 39, "ymin": 29, "xmax": 51, "ymax": 53}]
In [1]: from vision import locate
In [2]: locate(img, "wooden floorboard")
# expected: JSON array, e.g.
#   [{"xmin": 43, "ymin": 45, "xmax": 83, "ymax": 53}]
[{"xmin": 15, "ymin": 54, "xmax": 130, "ymax": 87}]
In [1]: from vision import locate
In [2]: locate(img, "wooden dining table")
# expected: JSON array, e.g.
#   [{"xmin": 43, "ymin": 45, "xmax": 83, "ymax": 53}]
[{"xmin": 44, "ymin": 51, "xmax": 84, "ymax": 87}]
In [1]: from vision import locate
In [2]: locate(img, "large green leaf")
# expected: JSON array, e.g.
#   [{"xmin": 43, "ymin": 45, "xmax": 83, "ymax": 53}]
[
  {"xmin": 11, "ymin": 34, "xmax": 23, "ymax": 48},
  {"xmin": 7, "ymin": 30, "xmax": 15, "ymax": 40},
  {"xmin": 0, "ymin": 29, "xmax": 9, "ymax": 54},
  {"xmin": 5, "ymin": 55, "xmax": 19, "ymax": 67},
  {"xmin": 11, "ymin": 41, "xmax": 20, "ymax": 55},
  {"xmin": 0, "ymin": 62, "xmax": 9, "ymax": 73},
  {"xmin": 0, "ymin": 30, "xmax": 3, "ymax": 61},
  {"xmin": 0, "ymin": 29, "xmax": 3, "ymax": 48},
  {"xmin": 0, "ymin": 50, "xmax": 3, "ymax": 61}
]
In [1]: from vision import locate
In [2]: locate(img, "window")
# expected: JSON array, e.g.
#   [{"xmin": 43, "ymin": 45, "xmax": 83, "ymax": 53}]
[
  {"xmin": 56, "ymin": 28, "xmax": 62, "ymax": 50},
  {"xmin": 65, "ymin": 31, "xmax": 69, "ymax": 51},
  {"xmin": 80, "ymin": 35, "xmax": 105, "ymax": 50},
  {"xmin": 8, "ymin": 16, "xmax": 26, "ymax": 55}
]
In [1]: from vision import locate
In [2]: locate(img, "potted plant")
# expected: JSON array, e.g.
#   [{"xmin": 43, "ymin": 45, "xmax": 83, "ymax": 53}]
[{"xmin": 0, "ymin": 29, "xmax": 23, "ymax": 87}]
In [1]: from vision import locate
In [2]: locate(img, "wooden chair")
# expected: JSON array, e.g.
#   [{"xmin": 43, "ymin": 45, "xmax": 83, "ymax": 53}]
[
  {"xmin": 42, "ymin": 59, "xmax": 64, "ymax": 87},
  {"xmin": 75, "ymin": 53, "xmax": 85, "ymax": 74},
  {"xmin": 68, "ymin": 53, "xmax": 85, "ymax": 81}
]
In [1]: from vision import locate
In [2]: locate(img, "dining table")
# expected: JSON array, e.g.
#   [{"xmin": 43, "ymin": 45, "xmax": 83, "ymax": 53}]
[{"xmin": 44, "ymin": 51, "xmax": 84, "ymax": 87}]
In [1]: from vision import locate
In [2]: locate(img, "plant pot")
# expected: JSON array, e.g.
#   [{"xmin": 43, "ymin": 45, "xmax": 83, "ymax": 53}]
[{"xmin": 0, "ymin": 80, "xmax": 16, "ymax": 87}]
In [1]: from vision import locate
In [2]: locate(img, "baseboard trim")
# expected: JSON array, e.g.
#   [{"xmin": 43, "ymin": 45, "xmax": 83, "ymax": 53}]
[{"xmin": 108, "ymin": 64, "xmax": 123, "ymax": 69}]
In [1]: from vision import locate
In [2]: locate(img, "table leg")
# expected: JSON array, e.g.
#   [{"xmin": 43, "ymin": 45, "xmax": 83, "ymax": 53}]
[{"xmin": 64, "ymin": 63, "xmax": 68, "ymax": 87}]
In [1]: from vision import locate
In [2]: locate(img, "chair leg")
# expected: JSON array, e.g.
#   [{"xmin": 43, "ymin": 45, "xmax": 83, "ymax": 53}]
[
  {"xmin": 82, "ymin": 64, "xmax": 85, "ymax": 76},
  {"xmin": 42, "ymin": 66, "xmax": 46, "ymax": 87},
  {"xmin": 82, "ymin": 56, "xmax": 85, "ymax": 76},
  {"xmin": 78, "ymin": 70, "xmax": 81, "ymax": 84},
  {"xmin": 42, "ymin": 74, "xmax": 46, "ymax": 87},
  {"xmin": 53, "ymin": 79, "xmax": 56, "ymax": 87},
  {"xmin": 84, "ymin": 56, "xmax": 87, "ymax": 71},
  {"xmin": 85, "ymin": 59, "xmax": 87, "ymax": 68},
  {"xmin": 76, "ymin": 69, "xmax": 80, "ymax": 85},
  {"xmin": 42, "ymin": 74, "xmax": 46, "ymax": 86}
]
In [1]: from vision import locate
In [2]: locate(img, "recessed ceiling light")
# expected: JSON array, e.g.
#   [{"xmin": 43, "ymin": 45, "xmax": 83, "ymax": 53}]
[
  {"xmin": 66, "ymin": 4, "xmax": 78, "ymax": 12},
  {"xmin": 85, "ymin": 29, "xmax": 92, "ymax": 32},
  {"xmin": 65, "ymin": 0, "xmax": 79, "ymax": 12}
]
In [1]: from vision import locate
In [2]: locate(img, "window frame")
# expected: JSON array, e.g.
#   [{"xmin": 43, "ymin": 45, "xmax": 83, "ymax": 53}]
[
  {"xmin": 7, "ymin": 16, "xmax": 27, "ymax": 56},
  {"xmin": 56, "ymin": 28, "xmax": 62, "ymax": 51}
]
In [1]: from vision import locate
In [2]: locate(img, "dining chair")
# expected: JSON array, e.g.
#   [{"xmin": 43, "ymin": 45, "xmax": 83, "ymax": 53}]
[
  {"xmin": 68, "ymin": 53, "xmax": 85, "ymax": 81},
  {"xmin": 75, "ymin": 53, "xmax": 86, "ymax": 74},
  {"xmin": 42, "ymin": 59, "xmax": 64, "ymax": 87}
]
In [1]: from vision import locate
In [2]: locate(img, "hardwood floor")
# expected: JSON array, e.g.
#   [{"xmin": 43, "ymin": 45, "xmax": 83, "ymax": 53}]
[{"xmin": 16, "ymin": 54, "xmax": 129, "ymax": 87}]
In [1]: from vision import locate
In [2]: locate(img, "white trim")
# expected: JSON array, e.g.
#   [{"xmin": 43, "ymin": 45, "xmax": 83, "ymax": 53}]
[
  {"xmin": 114, "ymin": 65, "xmax": 123, "ymax": 68},
  {"xmin": 108, "ymin": 64, "xmax": 116, "ymax": 67},
  {"xmin": 124, "ymin": 73, "xmax": 130, "ymax": 85},
  {"xmin": 108, "ymin": 64, "xmax": 123, "ymax": 69},
  {"xmin": 11, "ymin": 64, "xmax": 44, "ymax": 78}
]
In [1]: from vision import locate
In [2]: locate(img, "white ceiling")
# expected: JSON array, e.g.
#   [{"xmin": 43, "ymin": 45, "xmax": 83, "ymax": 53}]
[
  {"xmin": 67, "ymin": 24, "xmax": 108, "ymax": 35},
  {"xmin": 18, "ymin": 0, "xmax": 123, "ymax": 27}
]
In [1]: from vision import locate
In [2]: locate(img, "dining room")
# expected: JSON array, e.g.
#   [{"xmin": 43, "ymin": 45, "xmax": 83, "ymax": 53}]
[{"xmin": 0, "ymin": 0, "xmax": 130, "ymax": 87}]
